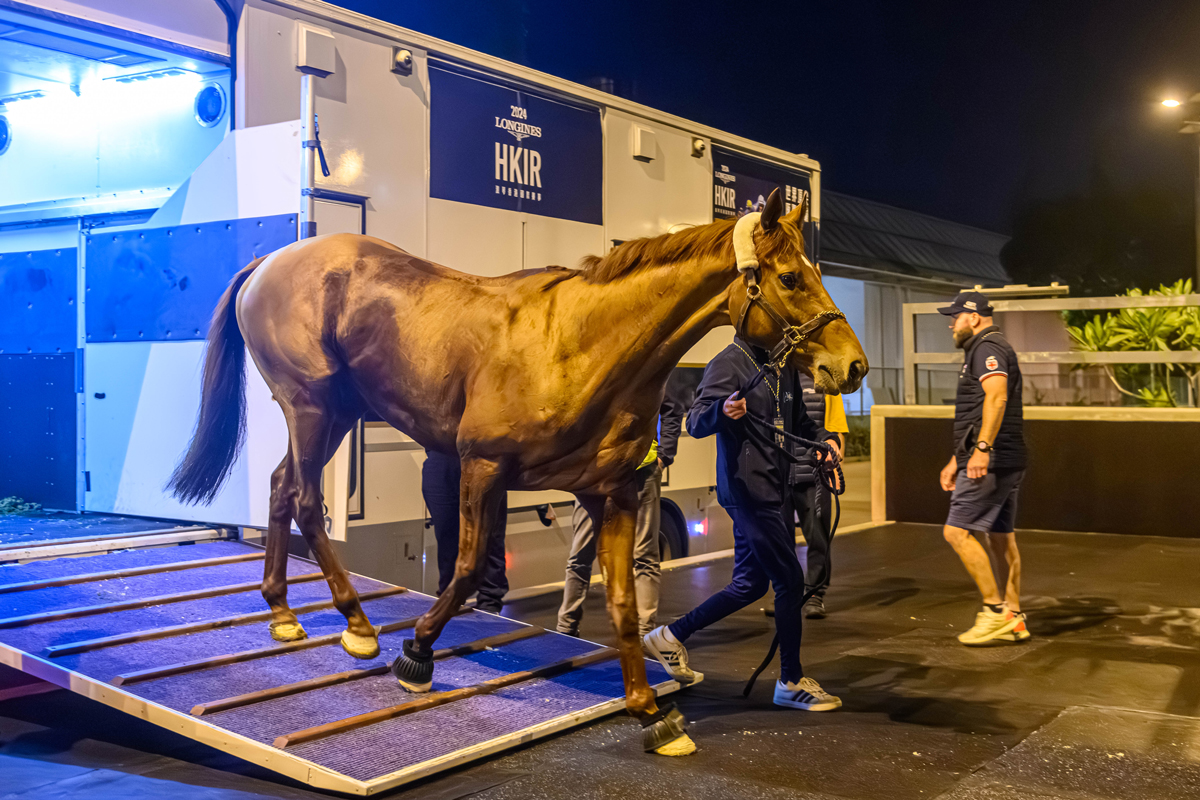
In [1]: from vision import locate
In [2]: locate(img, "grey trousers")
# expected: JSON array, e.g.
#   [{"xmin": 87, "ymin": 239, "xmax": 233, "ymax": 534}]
[{"xmin": 557, "ymin": 463, "xmax": 662, "ymax": 637}]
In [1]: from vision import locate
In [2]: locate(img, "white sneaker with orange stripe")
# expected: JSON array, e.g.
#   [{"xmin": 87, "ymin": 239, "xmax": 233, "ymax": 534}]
[
  {"xmin": 995, "ymin": 611, "xmax": 1031, "ymax": 642},
  {"xmin": 957, "ymin": 606, "xmax": 1022, "ymax": 645}
]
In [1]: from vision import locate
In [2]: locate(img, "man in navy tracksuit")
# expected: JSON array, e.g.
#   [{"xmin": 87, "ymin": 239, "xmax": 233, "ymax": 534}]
[{"xmin": 643, "ymin": 337, "xmax": 844, "ymax": 710}]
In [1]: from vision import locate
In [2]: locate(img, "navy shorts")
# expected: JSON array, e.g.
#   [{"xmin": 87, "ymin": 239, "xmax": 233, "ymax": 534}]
[{"xmin": 946, "ymin": 468, "xmax": 1024, "ymax": 534}]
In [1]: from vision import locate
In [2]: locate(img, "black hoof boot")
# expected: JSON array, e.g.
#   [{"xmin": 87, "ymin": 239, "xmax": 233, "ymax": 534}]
[
  {"xmin": 641, "ymin": 702, "xmax": 695, "ymax": 755},
  {"xmin": 391, "ymin": 639, "xmax": 434, "ymax": 693}
]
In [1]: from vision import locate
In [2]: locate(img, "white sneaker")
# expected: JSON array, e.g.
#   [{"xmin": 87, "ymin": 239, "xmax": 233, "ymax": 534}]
[
  {"xmin": 774, "ymin": 677, "xmax": 842, "ymax": 711},
  {"xmin": 642, "ymin": 626, "xmax": 698, "ymax": 684},
  {"xmin": 957, "ymin": 607, "xmax": 1021, "ymax": 646}
]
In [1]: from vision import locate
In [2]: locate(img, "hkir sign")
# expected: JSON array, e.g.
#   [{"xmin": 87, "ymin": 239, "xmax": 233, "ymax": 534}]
[
  {"xmin": 430, "ymin": 62, "xmax": 602, "ymax": 225},
  {"xmin": 495, "ymin": 105, "xmax": 543, "ymax": 201}
]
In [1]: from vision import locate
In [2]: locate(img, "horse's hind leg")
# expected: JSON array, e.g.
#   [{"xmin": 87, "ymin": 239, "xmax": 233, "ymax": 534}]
[
  {"xmin": 590, "ymin": 490, "xmax": 695, "ymax": 756},
  {"xmin": 263, "ymin": 446, "xmax": 305, "ymax": 641},
  {"xmin": 289, "ymin": 406, "xmax": 379, "ymax": 658},
  {"xmin": 392, "ymin": 455, "xmax": 505, "ymax": 692}
]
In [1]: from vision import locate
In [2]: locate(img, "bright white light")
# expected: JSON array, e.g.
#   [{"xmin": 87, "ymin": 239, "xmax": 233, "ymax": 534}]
[
  {"xmin": 2, "ymin": 72, "xmax": 205, "ymax": 132},
  {"xmin": 1163, "ymin": 99, "xmax": 1182, "ymax": 107},
  {"xmin": 692, "ymin": 522, "xmax": 706, "ymax": 535}
]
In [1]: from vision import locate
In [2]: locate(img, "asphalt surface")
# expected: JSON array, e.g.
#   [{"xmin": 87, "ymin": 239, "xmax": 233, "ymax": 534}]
[{"xmin": 2, "ymin": 522, "xmax": 1198, "ymax": 799}]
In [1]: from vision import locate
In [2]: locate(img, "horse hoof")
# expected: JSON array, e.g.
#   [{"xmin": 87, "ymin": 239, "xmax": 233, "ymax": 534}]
[
  {"xmin": 642, "ymin": 702, "xmax": 693, "ymax": 755},
  {"xmin": 269, "ymin": 621, "xmax": 307, "ymax": 642},
  {"xmin": 391, "ymin": 638, "xmax": 434, "ymax": 692},
  {"xmin": 341, "ymin": 628, "xmax": 380, "ymax": 659}
]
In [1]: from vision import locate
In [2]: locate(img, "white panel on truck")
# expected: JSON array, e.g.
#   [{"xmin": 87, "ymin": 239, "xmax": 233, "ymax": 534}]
[
  {"xmin": 240, "ymin": 6, "xmax": 429, "ymax": 254},
  {"xmin": 84, "ymin": 340, "xmax": 288, "ymax": 527},
  {"xmin": 84, "ymin": 122, "xmax": 301, "ymax": 527},
  {"xmin": 601, "ymin": 110, "xmax": 731, "ymax": 365},
  {"xmin": 602, "ymin": 110, "xmax": 711, "ymax": 242},
  {"xmin": 23, "ymin": 0, "xmax": 228, "ymax": 55},
  {"xmin": 427, "ymin": 199, "xmax": 523, "ymax": 276}
]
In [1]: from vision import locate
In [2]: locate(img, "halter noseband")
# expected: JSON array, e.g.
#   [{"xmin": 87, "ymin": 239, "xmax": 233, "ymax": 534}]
[{"xmin": 731, "ymin": 212, "xmax": 846, "ymax": 369}]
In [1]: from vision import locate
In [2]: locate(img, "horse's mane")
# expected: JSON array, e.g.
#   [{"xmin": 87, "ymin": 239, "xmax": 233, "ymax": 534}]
[
  {"xmin": 578, "ymin": 219, "xmax": 737, "ymax": 284},
  {"xmin": 577, "ymin": 217, "xmax": 802, "ymax": 284}
]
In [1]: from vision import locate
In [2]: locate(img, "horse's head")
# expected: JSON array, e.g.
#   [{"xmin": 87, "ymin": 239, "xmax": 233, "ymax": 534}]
[{"xmin": 726, "ymin": 188, "xmax": 868, "ymax": 394}]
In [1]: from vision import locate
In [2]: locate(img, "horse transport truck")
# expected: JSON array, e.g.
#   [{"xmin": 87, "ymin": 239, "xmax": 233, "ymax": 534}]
[{"xmin": 0, "ymin": 0, "xmax": 836, "ymax": 597}]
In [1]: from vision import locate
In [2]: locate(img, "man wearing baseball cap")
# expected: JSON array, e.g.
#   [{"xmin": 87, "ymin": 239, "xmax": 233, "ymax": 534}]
[{"xmin": 937, "ymin": 291, "xmax": 1030, "ymax": 646}]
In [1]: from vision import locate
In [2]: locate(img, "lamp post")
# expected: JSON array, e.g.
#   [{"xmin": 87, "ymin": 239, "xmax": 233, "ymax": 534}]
[{"xmin": 1167, "ymin": 96, "xmax": 1200, "ymax": 284}]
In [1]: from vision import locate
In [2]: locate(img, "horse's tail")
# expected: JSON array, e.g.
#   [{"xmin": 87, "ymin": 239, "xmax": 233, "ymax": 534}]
[{"xmin": 167, "ymin": 257, "xmax": 265, "ymax": 505}]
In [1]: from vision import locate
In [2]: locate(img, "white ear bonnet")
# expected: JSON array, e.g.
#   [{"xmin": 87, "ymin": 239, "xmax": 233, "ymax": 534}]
[{"xmin": 733, "ymin": 213, "xmax": 760, "ymax": 273}]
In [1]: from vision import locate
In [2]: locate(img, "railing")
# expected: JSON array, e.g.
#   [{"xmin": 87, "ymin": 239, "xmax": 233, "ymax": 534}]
[{"xmin": 901, "ymin": 294, "xmax": 1200, "ymax": 407}]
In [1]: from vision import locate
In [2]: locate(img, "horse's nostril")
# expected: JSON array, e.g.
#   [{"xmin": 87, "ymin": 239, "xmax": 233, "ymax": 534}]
[{"xmin": 848, "ymin": 360, "xmax": 865, "ymax": 383}]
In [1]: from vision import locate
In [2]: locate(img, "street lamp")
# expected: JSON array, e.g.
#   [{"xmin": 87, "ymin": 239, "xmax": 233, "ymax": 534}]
[{"xmin": 1165, "ymin": 94, "xmax": 1200, "ymax": 283}]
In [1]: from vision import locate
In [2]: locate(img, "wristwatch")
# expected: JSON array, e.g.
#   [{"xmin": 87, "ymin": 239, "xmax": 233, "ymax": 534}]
[{"xmin": 974, "ymin": 441, "xmax": 992, "ymax": 453}]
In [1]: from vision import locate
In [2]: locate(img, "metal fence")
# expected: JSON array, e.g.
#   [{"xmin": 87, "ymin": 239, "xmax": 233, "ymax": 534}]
[{"xmin": 901, "ymin": 294, "xmax": 1200, "ymax": 408}]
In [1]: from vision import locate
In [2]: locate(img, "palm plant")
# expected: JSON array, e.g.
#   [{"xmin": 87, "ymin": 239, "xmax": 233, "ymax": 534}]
[{"xmin": 1066, "ymin": 279, "xmax": 1200, "ymax": 407}]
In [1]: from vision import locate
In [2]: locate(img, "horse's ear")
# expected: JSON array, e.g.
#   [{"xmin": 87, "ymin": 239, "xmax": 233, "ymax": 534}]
[
  {"xmin": 783, "ymin": 192, "xmax": 809, "ymax": 226},
  {"xmin": 760, "ymin": 188, "xmax": 784, "ymax": 231}
]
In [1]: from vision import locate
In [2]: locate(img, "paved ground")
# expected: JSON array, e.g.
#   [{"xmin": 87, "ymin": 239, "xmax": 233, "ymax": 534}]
[{"xmin": 2, "ymin": 523, "xmax": 1199, "ymax": 799}]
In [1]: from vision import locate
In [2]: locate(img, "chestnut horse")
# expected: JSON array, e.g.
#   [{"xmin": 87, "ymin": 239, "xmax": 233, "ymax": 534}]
[{"xmin": 169, "ymin": 189, "xmax": 866, "ymax": 755}]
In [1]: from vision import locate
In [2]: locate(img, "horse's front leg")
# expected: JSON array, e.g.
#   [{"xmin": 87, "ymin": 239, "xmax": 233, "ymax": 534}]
[
  {"xmin": 393, "ymin": 455, "xmax": 506, "ymax": 692},
  {"xmin": 591, "ymin": 491, "xmax": 696, "ymax": 756}
]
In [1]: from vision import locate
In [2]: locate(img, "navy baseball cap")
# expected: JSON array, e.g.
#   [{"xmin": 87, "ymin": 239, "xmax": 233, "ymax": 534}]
[{"xmin": 937, "ymin": 291, "xmax": 994, "ymax": 317}]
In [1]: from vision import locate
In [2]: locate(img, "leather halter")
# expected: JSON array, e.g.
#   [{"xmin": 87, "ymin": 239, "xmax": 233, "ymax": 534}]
[{"xmin": 731, "ymin": 212, "xmax": 846, "ymax": 370}]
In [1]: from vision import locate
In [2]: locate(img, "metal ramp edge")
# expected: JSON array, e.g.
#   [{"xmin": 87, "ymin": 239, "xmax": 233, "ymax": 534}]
[
  {"xmin": 0, "ymin": 526, "xmax": 229, "ymax": 562},
  {"xmin": 0, "ymin": 641, "xmax": 686, "ymax": 795},
  {"xmin": 0, "ymin": 543, "xmax": 690, "ymax": 795}
]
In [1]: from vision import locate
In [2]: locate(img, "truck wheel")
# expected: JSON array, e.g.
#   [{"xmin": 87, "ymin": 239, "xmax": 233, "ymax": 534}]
[{"xmin": 658, "ymin": 506, "xmax": 687, "ymax": 562}]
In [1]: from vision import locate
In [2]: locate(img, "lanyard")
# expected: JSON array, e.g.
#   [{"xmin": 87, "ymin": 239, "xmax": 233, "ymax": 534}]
[{"xmin": 734, "ymin": 343, "xmax": 784, "ymax": 442}]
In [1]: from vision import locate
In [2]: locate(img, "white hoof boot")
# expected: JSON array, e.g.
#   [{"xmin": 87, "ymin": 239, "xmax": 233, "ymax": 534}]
[
  {"xmin": 654, "ymin": 733, "xmax": 697, "ymax": 756},
  {"xmin": 340, "ymin": 628, "xmax": 380, "ymax": 659},
  {"xmin": 642, "ymin": 703, "xmax": 694, "ymax": 755},
  {"xmin": 269, "ymin": 621, "xmax": 307, "ymax": 642}
]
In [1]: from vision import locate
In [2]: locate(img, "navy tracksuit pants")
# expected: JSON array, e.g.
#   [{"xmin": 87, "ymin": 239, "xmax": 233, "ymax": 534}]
[{"xmin": 668, "ymin": 502, "xmax": 805, "ymax": 683}]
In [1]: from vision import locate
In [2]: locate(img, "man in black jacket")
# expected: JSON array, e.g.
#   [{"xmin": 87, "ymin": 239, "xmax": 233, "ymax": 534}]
[{"xmin": 643, "ymin": 338, "xmax": 844, "ymax": 710}]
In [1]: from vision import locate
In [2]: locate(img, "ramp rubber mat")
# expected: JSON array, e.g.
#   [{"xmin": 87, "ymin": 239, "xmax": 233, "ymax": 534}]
[{"xmin": 0, "ymin": 540, "xmax": 686, "ymax": 794}]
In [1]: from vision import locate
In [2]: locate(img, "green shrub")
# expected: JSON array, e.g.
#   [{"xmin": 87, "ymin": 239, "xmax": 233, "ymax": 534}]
[
  {"xmin": 0, "ymin": 496, "xmax": 41, "ymax": 515},
  {"xmin": 844, "ymin": 414, "xmax": 871, "ymax": 458}
]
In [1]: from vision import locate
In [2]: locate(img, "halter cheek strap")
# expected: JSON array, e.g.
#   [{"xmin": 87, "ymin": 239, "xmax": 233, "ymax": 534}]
[{"xmin": 729, "ymin": 212, "xmax": 846, "ymax": 388}]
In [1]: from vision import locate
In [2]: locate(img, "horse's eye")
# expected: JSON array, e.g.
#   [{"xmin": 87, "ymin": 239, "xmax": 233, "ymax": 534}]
[{"xmin": 780, "ymin": 273, "xmax": 798, "ymax": 290}]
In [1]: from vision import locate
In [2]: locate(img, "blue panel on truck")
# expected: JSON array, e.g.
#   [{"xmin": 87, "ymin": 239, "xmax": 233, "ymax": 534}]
[
  {"xmin": 84, "ymin": 216, "xmax": 296, "ymax": 343},
  {"xmin": 0, "ymin": 248, "xmax": 77, "ymax": 355},
  {"xmin": 0, "ymin": 354, "xmax": 76, "ymax": 510}
]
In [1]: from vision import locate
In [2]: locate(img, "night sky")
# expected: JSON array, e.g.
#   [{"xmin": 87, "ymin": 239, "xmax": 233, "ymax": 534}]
[{"xmin": 337, "ymin": 1, "xmax": 1200, "ymax": 235}]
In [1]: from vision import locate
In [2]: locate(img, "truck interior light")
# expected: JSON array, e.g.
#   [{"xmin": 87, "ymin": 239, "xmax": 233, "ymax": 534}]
[
  {"xmin": 109, "ymin": 67, "xmax": 200, "ymax": 84},
  {"xmin": 0, "ymin": 90, "xmax": 46, "ymax": 106}
]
